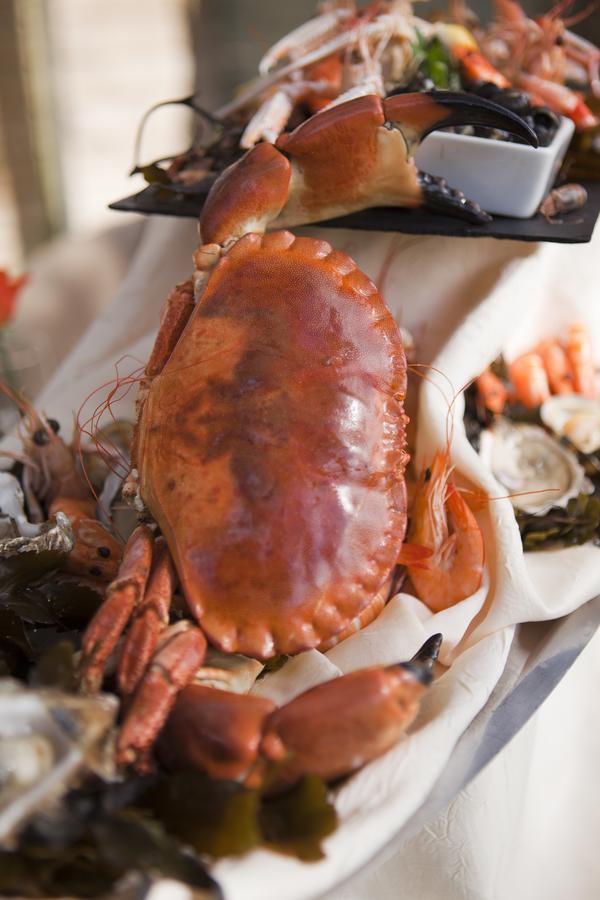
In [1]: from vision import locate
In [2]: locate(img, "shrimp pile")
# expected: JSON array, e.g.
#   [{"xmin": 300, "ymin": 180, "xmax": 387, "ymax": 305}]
[
  {"xmin": 477, "ymin": 321, "xmax": 597, "ymax": 413},
  {"xmin": 466, "ymin": 0, "xmax": 599, "ymax": 128}
]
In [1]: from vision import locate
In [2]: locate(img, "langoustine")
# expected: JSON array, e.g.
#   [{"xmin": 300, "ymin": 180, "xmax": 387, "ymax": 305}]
[{"xmin": 0, "ymin": 384, "xmax": 121, "ymax": 583}]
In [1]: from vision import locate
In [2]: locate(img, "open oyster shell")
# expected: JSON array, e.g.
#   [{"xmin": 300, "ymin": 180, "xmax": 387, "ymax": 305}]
[
  {"xmin": 479, "ymin": 419, "xmax": 592, "ymax": 514},
  {"xmin": 540, "ymin": 395, "xmax": 600, "ymax": 455},
  {"xmin": 0, "ymin": 680, "xmax": 118, "ymax": 847}
]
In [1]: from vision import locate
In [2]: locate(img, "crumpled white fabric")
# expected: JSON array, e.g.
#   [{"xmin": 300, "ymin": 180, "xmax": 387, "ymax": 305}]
[{"xmin": 6, "ymin": 216, "xmax": 598, "ymax": 900}]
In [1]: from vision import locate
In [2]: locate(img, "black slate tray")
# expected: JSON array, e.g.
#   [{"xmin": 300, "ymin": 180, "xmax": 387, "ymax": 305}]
[{"xmin": 110, "ymin": 178, "xmax": 600, "ymax": 244}]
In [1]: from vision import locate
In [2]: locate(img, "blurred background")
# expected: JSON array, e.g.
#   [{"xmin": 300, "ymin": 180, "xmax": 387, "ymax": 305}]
[{"xmin": 0, "ymin": 0, "xmax": 597, "ymax": 396}]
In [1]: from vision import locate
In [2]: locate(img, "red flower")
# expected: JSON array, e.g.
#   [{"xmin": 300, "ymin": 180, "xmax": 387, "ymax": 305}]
[{"xmin": 0, "ymin": 270, "xmax": 28, "ymax": 325}]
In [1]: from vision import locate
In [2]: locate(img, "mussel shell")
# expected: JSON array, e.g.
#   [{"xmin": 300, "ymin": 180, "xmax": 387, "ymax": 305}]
[
  {"xmin": 541, "ymin": 395, "xmax": 600, "ymax": 454},
  {"xmin": 479, "ymin": 420, "xmax": 592, "ymax": 514}
]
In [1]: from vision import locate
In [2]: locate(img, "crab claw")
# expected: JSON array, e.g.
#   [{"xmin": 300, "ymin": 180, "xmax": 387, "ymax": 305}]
[
  {"xmin": 403, "ymin": 632, "xmax": 443, "ymax": 683},
  {"xmin": 199, "ymin": 90, "xmax": 539, "ymax": 246},
  {"xmin": 259, "ymin": 635, "xmax": 442, "ymax": 790},
  {"xmin": 385, "ymin": 92, "xmax": 538, "ymax": 223},
  {"xmin": 417, "ymin": 172, "xmax": 493, "ymax": 224},
  {"xmin": 158, "ymin": 685, "xmax": 276, "ymax": 781},
  {"xmin": 384, "ymin": 90, "xmax": 539, "ymax": 151}
]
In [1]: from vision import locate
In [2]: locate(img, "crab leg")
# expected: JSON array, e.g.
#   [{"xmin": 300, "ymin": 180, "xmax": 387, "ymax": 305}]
[
  {"xmin": 117, "ymin": 537, "xmax": 177, "ymax": 697},
  {"xmin": 116, "ymin": 620, "xmax": 207, "ymax": 770},
  {"xmin": 80, "ymin": 524, "xmax": 154, "ymax": 693},
  {"xmin": 144, "ymin": 280, "xmax": 196, "ymax": 377}
]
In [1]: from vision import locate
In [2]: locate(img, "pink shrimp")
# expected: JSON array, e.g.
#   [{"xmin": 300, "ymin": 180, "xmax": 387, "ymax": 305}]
[
  {"xmin": 509, "ymin": 352, "xmax": 551, "ymax": 407},
  {"xmin": 535, "ymin": 338, "xmax": 574, "ymax": 394},
  {"xmin": 567, "ymin": 322, "xmax": 597, "ymax": 397},
  {"xmin": 476, "ymin": 367, "xmax": 508, "ymax": 414},
  {"xmin": 398, "ymin": 450, "xmax": 484, "ymax": 612}
]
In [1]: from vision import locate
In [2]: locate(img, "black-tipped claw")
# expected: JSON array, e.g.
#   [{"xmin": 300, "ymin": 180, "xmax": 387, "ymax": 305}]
[
  {"xmin": 400, "ymin": 633, "xmax": 443, "ymax": 685},
  {"xmin": 418, "ymin": 172, "xmax": 492, "ymax": 224},
  {"xmin": 422, "ymin": 90, "xmax": 539, "ymax": 148}
]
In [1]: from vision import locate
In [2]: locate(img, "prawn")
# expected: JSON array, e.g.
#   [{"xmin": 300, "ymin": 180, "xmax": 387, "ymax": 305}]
[
  {"xmin": 567, "ymin": 322, "xmax": 597, "ymax": 397},
  {"xmin": 398, "ymin": 448, "xmax": 484, "ymax": 612}
]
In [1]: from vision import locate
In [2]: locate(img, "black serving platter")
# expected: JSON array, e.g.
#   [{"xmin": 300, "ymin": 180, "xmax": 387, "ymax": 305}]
[{"xmin": 110, "ymin": 177, "xmax": 600, "ymax": 244}]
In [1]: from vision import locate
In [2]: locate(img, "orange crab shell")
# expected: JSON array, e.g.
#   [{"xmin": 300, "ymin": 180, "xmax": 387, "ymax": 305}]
[{"xmin": 135, "ymin": 230, "xmax": 408, "ymax": 659}]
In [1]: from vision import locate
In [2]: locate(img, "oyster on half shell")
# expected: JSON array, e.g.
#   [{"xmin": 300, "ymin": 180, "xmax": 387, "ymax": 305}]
[
  {"xmin": 479, "ymin": 420, "xmax": 592, "ymax": 515},
  {"xmin": 540, "ymin": 395, "xmax": 600, "ymax": 455}
]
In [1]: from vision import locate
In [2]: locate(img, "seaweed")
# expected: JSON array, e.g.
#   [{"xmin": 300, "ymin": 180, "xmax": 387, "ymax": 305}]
[
  {"xmin": 0, "ymin": 809, "xmax": 222, "ymax": 898},
  {"xmin": 0, "ymin": 766, "xmax": 338, "ymax": 897},
  {"xmin": 261, "ymin": 775, "xmax": 337, "ymax": 862},
  {"xmin": 516, "ymin": 492, "xmax": 600, "ymax": 551},
  {"xmin": 138, "ymin": 770, "xmax": 337, "ymax": 862}
]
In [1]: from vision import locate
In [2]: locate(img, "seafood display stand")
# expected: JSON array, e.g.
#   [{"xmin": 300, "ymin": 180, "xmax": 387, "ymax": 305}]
[{"xmin": 4, "ymin": 212, "xmax": 598, "ymax": 900}]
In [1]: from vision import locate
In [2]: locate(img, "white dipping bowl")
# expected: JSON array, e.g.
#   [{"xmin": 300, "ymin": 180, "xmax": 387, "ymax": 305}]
[{"xmin": 414, "ymin": 115, "xmax": 575, "ymax": 219}]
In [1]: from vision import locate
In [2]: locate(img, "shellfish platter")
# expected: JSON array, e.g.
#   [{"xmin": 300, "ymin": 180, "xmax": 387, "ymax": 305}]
[
  {"xmin": 0, "ymin": 210, "xmax": 599, "ymax": 900},
  {"xmin": 109, "ymin": 0, "xmax": 600, "ymax": 244}
]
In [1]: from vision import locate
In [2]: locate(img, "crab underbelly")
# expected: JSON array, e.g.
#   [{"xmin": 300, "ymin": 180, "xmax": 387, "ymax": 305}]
[{"xmin": 137, "ymin": 232, "xmax": 408, "ymax": 659}]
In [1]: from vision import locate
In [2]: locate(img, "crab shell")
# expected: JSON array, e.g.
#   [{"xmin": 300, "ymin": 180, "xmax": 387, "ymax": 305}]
[{"xmin": 135, "ymin": 230, "xmax": 408, "ymax": 660}]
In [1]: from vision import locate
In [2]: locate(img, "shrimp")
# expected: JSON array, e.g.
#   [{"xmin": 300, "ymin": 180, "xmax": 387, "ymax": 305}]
[
  {"xmin": 476, "ymin": 367, "xmax": 508, "ymax": 414},
  {"xmin": 0, "ymin": 383, "xmax": 121, "ymax": 581},
  {"xmin": 509, "ymin": 352, "xmax": 551, "ymax": 407},
  {"xmin": 398, "ymin": 450, "xmax": 484, "ymax": 612},
  {"xmin": 567, "ymin": 322, "xmax": 597, "ymax": 397},
  {"xmin": 535, "ymin": 338, "xmax": 574, "ymax": 394}
]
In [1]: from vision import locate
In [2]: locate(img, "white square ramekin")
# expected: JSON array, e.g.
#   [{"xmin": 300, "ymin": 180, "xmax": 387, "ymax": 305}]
[{"xmin": 414, "ymin": 115, "xmax": 575, "ymax": 219}]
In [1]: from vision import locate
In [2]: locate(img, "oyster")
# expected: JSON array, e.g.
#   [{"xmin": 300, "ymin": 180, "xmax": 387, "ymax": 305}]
[
  {"xmin": 0, "ymin": 679, "xmax": 117, "ymax": 847},
  {"xmin": 479, "ymin": 419, "xmax": 592, "ymax": 514},
  {"xmin": 540, "ymin": 395, "xmax": 600, "ymax": 455}
]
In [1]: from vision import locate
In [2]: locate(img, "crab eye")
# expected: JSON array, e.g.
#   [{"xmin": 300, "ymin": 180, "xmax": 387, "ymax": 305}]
[
  {"xmin": 33, "ymin": 429, "xmax": 50, "ymax": 446},
  {"xmin": 48, "ymin": 418, "xmax": 60, "ymax": 434}
]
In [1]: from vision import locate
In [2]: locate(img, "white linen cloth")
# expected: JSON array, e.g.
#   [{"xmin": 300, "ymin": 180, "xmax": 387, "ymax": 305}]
[{"xmin": 5, "ymin": 217, "xmax": 598, "ymax": 900}]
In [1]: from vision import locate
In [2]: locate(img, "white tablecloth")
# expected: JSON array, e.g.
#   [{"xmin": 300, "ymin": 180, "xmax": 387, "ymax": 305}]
[{"xmin": 7, "ymin": 217, "xmax": 599, "ymax": 900}]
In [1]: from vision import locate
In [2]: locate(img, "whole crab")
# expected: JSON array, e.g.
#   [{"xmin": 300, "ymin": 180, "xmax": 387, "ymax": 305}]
[{"xmin": 81, "ymin": 90, "xmax": 535, "ymax": 786}]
